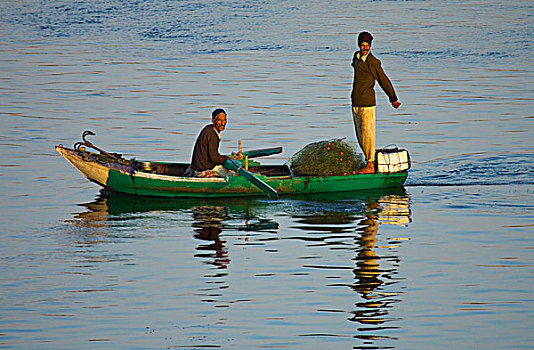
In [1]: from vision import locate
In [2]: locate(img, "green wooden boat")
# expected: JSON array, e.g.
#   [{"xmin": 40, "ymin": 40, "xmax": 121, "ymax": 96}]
[{"xmin": 55, "ymin": 136, "xmax": 408, "ymax": 198}]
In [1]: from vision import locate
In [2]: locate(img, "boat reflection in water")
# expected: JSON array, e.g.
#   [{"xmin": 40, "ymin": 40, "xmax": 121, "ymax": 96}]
[
  {"xmin": 72, "ymin": 191, "xmax": 280, "ymax": 270},
  {"xmin": 72, "ymin": 188, "xmax": 411, "ymax": 348}
]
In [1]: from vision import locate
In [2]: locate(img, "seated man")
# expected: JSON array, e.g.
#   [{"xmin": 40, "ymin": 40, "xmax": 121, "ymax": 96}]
[{"xmin": 185, "ymin": 108, "xmax": 233, "ymax": 178}]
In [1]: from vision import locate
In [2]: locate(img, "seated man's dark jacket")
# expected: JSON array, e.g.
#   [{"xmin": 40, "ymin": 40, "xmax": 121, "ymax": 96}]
[{"xmin": 190, "ymin": 125, "xmax": 227, "ymax": 171}]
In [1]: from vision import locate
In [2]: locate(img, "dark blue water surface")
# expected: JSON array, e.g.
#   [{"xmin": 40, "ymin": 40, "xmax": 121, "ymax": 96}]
[{"xmin": 1, "ymin": 0, "xmax": 533, "ymax": 349}]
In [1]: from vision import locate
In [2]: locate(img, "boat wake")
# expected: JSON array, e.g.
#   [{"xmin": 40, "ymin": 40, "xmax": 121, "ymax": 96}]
[{"xmin": 406, "ymin": 151, "xmax": 533, "ymax": 187}]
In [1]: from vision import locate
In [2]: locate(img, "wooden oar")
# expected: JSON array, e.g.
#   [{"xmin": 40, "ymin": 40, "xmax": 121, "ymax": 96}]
[{"xmin": 224, "ymin": 158, "xmax": 278, "ymax": 199}]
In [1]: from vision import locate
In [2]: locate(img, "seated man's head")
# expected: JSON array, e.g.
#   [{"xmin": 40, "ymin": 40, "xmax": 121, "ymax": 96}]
[{"xmin": 211, "ymin": 108, "xmax": 227, "ymax": 132}]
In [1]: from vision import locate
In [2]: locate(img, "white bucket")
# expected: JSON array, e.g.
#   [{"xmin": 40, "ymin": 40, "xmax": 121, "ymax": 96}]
[{"xmin": 375, "ymin": 148, "xmax": 411, "ymax": 173}]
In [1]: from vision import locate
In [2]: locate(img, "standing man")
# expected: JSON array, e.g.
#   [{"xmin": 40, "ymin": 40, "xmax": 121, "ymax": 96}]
[
  {"xmin": 351, "ymin": 31, "xmax": 401, "ymax": 173},
  {"xmin": 185, "ymin": 108, "xmax": 232, "ymax": 178}
]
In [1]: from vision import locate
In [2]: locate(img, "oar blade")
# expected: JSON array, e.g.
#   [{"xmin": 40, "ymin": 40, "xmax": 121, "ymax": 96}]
[
  {"xmin": 224, "ymin": 159, "xmax": 278, "ymax": 199},
  {"xmin": 239, "ymin": 169, "xmax": 278, "ymax": 199}
]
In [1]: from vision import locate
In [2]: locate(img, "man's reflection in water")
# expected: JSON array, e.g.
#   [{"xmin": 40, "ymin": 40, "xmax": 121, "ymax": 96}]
[
  {"xmin": 192, "ymin": 206, "xmax": 230, "ymax": 272},
  {"xmin": 353, "ymin": 202, "xmax": 382, "ymax": 297},
  {"xmin": 350, "ymin": 194, "xmax": 411, "ymax": 347}
]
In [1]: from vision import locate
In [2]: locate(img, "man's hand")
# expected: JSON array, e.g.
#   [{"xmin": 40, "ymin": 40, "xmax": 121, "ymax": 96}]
[
  {"xmin": 392, "ymin": 101, "xmax": 401, "ymax": 109},
  {"xmin": 230, "ymin": 152, "xmax": 242, "ymax": 160}
]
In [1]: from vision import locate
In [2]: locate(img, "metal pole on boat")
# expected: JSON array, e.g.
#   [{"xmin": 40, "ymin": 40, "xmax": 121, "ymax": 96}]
[{"xmin": 81, "ymin": 131, "xmax": 120, "ymax": 160}]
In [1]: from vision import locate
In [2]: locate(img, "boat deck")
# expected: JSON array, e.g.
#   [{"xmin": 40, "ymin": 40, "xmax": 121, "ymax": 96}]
[{"xmin": 143, "ymin": 161, "xmax": 293, "ymax": 178}]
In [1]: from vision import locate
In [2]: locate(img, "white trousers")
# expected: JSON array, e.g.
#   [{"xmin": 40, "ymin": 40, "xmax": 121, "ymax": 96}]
[{"xmin": 351, "ymin": 106, "xmax": 376, "ymax": 162}]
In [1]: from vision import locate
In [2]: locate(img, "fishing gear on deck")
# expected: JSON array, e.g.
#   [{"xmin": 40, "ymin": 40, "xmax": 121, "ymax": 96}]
[
  {"xmin": 73, "ymin": 130, "xmax": 134, "ymax": 165},
  {"xmin": 289, "ymin": 139, "xmax": 364, "ymax": 176}
]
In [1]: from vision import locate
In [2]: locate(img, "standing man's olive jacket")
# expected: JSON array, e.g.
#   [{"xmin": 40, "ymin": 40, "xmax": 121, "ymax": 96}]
[{"xmin": 351, "ymin": 52, "xmax": 398, "ymax": 107}]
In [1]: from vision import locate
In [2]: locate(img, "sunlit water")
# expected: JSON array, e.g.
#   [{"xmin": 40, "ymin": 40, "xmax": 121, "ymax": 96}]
[{"xmin": 1, "ymin": 0, "xmax": 533, "ymax": 349}]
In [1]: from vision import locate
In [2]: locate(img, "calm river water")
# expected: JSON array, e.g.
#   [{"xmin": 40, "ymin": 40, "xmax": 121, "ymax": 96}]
[{"xmin": 1, "ymin": 0, "xmax": 533, "ymax": 349}]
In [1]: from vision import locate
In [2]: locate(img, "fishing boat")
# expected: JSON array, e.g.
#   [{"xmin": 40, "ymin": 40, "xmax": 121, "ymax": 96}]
[{"xmin": 56, "ymin": 131, "xmax": 409, "ymax": 199}]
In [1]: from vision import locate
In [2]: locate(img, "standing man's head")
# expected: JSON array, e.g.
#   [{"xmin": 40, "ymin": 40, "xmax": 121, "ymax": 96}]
[
  {"xmin": 211, "ymin": 108, "xmax": 227, "ymax": 133},
  {"xmin": 358, "ymin": 31, "xmax": 373, "ymax": 56}
]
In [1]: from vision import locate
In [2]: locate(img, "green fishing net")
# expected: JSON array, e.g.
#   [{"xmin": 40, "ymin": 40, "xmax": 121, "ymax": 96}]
[{"xmin": 289, "ymin": 139, "xmax": 364, "ymax": 176}]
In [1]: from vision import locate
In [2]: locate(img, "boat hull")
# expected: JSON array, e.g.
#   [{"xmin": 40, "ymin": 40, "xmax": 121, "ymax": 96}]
[{"xmin": 56, "ymin": 145, "xmax": 408, "ymax": 198}]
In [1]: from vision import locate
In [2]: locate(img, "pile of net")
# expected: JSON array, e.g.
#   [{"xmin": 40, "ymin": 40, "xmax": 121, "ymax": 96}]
[{"xmin": 289, "ymin": 139, "xmax": 364, "ymax": 176}]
